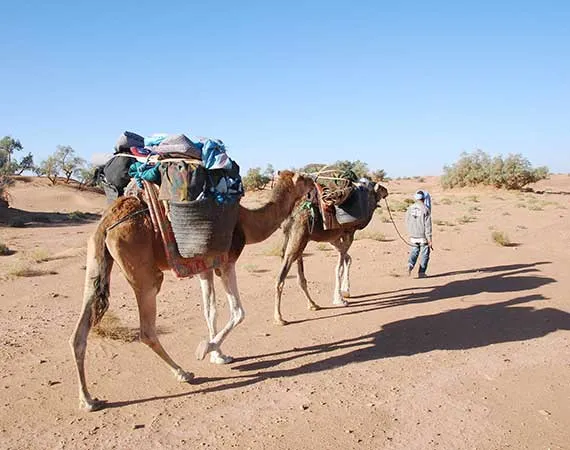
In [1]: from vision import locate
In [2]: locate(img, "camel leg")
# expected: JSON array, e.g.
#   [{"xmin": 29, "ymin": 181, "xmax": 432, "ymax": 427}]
[
  {"xmin": 70, "ymin": 234, "xmax": 113, "ymax": 411},
  {"xmin": 341, "ymin": 253, "xmax": 352, "ymax": 297},
  {"xmin": 275, "ymin": 229, "xmax": 309, "ymax": 325},
  {"xmin": 331, "ymin": 235, "xmax": 350, "ymax": 306},
  {"xmin": 197, "ymin": 270, "xmax": 233, "ymax": 365},
  {"xmin": 107, "ymin": 236, "xmax": 193, "ymax": 383},
  {"xmin": 196, "ymin": 263, "xmax": 245, "ymax": 361},
  {"xmin": 133, "ymin": 272, "xmax": 193, "ymax": 382},
  {"xmin": 275, "ymin": 255, "xmax": 296, "ymax": 326},
  {"xmin": 341, "ymin": 233, "xmax": 354, "ymax": 297},
  {"xmin": 296, "ymin": 256, "xmax": 320, "ymax": 311}
]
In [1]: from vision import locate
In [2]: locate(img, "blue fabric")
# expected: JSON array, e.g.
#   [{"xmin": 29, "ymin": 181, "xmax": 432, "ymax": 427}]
[
  {"xmin": 424, "ymin": 191, "xmax": 432, "ymax": 211},
  {"xmin": 144, "ymin": 134, "xmax": 168, "ymax": 147},
  {"xmin": 202, "ymin": 139, "xmax": 233, "ymax": 170},
  {"xmin": 129, "ymin": 161, "xmax": 161, "ymax": 187},
  {"xmin": 408, "ymin": 243, "xmax": 431, "ymax": 274},
  {"xmin": 205, "ymin": 162, "xmax": 244, "ymax": 205}
]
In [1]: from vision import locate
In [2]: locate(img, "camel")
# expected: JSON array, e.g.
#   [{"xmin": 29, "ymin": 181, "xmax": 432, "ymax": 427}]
[
  {"xmin": 274, "ymin": 181, "xmax": 389, "ymax": 325},
  {"xmin": 69, "ymin": 170, "xmax": 314, "ymax": 411}
]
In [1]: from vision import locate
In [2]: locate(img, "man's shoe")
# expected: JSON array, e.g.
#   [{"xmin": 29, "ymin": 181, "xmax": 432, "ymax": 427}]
[{"xmin": 418, "ymin": 272, "xmax": 427, "ymax": 279}]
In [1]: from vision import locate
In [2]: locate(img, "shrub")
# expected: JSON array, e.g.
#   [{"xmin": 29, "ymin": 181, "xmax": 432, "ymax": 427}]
[
  {"xmin": 243, "ymin": 167, "xmax": 270, "ymax": 191},
  {"xmin": 0, "ymin": 174, "xmax": 14, "ymax": 207},
  {"xmin": 442, "ymin": 150, "xmax": 548, "ymax": 190},
  {"xmin": 0, "ymin": 243, "xmax": 11, "ymax": 255},
  {"xmin": 355, "ymin": 230, "xmax": 388, "ymax": 241},
  {"xmin": 492, "ymin": 231, "xmax": 511, "ymax": 246},
  {"xmin": 457, "ymin": 215, "xmax": 476, "ymax": 224}
]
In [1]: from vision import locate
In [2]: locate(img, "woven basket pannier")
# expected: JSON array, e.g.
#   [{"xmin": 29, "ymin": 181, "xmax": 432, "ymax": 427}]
[{"xmin": 169, "ymin": 198, "xmax": 238, "ymax": 258}]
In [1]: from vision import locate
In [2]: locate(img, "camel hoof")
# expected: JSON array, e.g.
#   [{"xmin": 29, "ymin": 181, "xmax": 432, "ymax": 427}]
[
  {"xmin": 333, "ymin": 299, "xmax": 349, "ymax": 307},
  {"xmin": 195, "ymin": 340, "xmax": 212, "ymax": 360},
  {"xmin": 210, "ymin": 353, "xmax": 234, "ymax": 365},
  {"xmin": 308, "ymin": 304, "xmax": 321, "ymax": 311},
  {"xmin": 175, "ymin": 370, "xmax": 195, "ymax": 383},
  {"xmin": 341, "ymin": 291, "xmax": 351, "ymax": 298},
  {"xmin": 81, "ymin": 397, "xmax": 106, "ymax": 412},
  {"xmin": 274, "ymin": 318, "xmax": 289, "ymax": 326}
]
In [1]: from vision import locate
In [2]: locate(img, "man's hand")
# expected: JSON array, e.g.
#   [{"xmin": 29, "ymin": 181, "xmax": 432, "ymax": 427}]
[{"xmin": 428, "ymin": 240, "xmax": 434, "ymax": 251}]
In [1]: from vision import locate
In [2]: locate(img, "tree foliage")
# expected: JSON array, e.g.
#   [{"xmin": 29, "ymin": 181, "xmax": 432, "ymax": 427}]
[
  {"xmin": 0, "ymin": 136, "xmax": 28, "ymax": 175},
  {"xmin": 54, "ymin": 145, "xmax": 86, "ymax": 183},
  {"xmin": 15, "ymin": 153, "xmax": 35, "ymax": 175},
  {"xmin": 442, "ymin": 150, "xmax": 549, "ymax": 190},
  {"xmin": 38, "ymin": 156, "xmax": 60, "ymax": 185},
  {"xmin": 242, "ymin": 167, "xmax": 271, "ymax": 191}
]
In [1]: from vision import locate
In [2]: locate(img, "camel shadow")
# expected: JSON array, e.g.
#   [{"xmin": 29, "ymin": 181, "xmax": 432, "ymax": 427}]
[
  {"xmin": 101, "ymin": 294, "xmax": 570, "ymax": 410},
  {"xmin": 286, "ymin": 268, "xmax": 556, "ymax": 326}
]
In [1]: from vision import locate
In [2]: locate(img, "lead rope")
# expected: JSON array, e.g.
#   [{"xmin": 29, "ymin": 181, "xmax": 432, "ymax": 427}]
[{"xmin": 384, "ymin": 198, "xmax": 415, "ymax": 247}]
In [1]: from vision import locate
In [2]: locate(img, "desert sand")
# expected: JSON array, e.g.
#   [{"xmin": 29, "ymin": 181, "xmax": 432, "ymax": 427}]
[{"xmin": 0, "ymin": 175, "xmax": 569, "ymax": 449}]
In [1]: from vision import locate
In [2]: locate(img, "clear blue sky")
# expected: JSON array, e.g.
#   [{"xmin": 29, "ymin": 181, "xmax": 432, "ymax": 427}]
[{"xmin": 1, "ymin": 0, "xmax": 568, "ymax": 176}]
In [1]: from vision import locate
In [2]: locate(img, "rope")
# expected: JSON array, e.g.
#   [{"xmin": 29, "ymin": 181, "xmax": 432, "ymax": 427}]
[
  {"xmin": 383, "ymin": 198, "xmax": 415, "ymax": 247},
  {"xmin": 106, "ymin": 208, "xmax": 149, "ymax": 231},
  {"xmin": 298, "ymin": 200, "xmax": 316, "ymax": 234}
]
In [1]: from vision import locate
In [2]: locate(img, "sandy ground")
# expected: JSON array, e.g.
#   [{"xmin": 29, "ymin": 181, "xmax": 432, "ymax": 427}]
[{"xmin": 0, "ymin": 175, "xmax": 569, "ymax": 450}]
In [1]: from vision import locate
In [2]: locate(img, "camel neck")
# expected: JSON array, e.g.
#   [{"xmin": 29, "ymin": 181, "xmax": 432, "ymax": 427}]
[{"xmin": 239, "ymin": 187, "xmax": 298, "ymax": 245}]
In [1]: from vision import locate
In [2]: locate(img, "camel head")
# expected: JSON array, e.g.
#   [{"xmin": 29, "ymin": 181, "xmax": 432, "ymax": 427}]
[
  {"xmin": 373, "ymin": 183, "xmax": 389, "ymax": 205},
  {"xmin": 276, "ymin": 170, "xmax": 315, "ymax": 199}
]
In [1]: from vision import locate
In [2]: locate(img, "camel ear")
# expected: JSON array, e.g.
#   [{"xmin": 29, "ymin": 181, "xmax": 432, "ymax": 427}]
[{"xmin": 277, "ymin": 170, "xmax": 281, "ymax": 176}]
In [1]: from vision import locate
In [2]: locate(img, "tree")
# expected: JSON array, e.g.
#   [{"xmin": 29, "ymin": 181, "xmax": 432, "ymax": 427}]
[
  {"xmin": 39, "ymin": 156, "xmax": 60, "ymax": 185},
  {"xmin": 370, "ymin": 169, "xmax": 387, "ymax": 182},
  {"xmin": 54, "ymin": 145, "xmax": 86, "ymax": 183},
  {"xmin": 15, "ymin": 153, "xmax": 35, "ymax": 175},
  {"xmin": 332, "ymin": 160, "xmax": 370, "ymax": 180},
  {"xmin": 77, "ymin": 165, "xmax": 98, "ymax": 190},
  {"xmin": 299, "ymin": 163, "xmax": 327, "ymax": 174},
  {"xmin": 242, "ymin": 167, "xmax": 270, "ymax": 191},
  {"xmin": 442, "ymin": 150, "xmax": 549, "ymax": 190},
  {"xmin": 263, "ymin": 164, "xmax": 275, "ymax": 188},
  {"xmin": 0, "ymin": 136, "xmax": 23, "ymax": 170}
]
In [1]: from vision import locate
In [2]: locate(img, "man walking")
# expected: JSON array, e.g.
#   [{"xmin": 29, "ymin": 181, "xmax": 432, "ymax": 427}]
[{"xmin": 406, "ymin": 190, "xmax": 433, "ymax": 278}]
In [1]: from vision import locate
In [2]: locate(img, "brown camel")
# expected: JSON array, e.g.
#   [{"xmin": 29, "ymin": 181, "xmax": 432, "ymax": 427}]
[
  {"xmin": 69, "ymin": 170, "xmax": 314, "ymax": 411},
  {"xmin": 274, "ymin": 181, "xmax": 389, "ymax": 325}
]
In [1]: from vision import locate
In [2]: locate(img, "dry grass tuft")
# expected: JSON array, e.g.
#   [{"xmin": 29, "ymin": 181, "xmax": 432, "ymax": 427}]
[
  {"xmin": 262, "ymin": 244, "xmax": 282, "ymax": 257},
  {"xmin": 435, "ymin": 219, "xmax": 455, "ymax": 227},
  {"xmin": 93, "ymin": 312, "xmax": 139, "ymax": 342},
  {"xmin": 316, "ymin": 243, "xmax": 331, "ymax": 251},
  {"xmin": 0, "ymin": 243, "xmax": 11, "ymax": 256},
  {"xmin": 30, "ymin": 248, "xmax": 50, "ymax": 263},
  {"xmin": 8, "ymin": 263, "xmax": 57, "ymax": 277},
  {"xmin": 355, "ymin": 230, "xmax": 388, "ymax": 241},
  {"xmin": 244, "ymin": 264, "xmax": 258, "ymax": 273},
  {"xmin": 491, "ymin": 231, "xmax": 512, "ymax": 247},
  {"xmin": 457, "ymin": 215, "xmax": 476, "ymax": 224}
]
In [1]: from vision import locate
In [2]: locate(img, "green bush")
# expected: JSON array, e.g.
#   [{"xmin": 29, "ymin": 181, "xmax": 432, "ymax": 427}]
[
  {"xmin": 242, "ymin": 167, "xmax": 270, "ymax": 191},
  {"xmin": 442, "ymin": 150, "xmax": 548, "ymax": 190}
]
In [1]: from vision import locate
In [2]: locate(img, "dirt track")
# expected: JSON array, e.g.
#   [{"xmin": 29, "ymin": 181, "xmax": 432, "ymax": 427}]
[{"xmin": 1, "ymin": 176, "xmax": 569, "ymax": 449}]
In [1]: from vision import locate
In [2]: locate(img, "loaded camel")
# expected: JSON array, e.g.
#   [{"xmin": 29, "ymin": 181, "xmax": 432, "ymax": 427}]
[
  {"xmin": 70, "ymin": 170, "xmax": 314, "ymax": 411},
  {"xmin": 274, "ymin": 181, "xmax": 389, "ymax": 325}
]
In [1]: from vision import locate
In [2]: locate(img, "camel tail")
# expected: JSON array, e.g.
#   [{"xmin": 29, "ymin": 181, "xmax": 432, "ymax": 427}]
[{"xmin": 84, "ymin": 221, "xmax": 114, "ymax": 326}]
